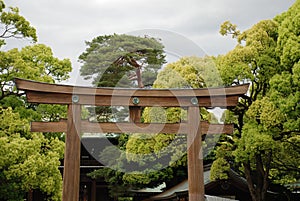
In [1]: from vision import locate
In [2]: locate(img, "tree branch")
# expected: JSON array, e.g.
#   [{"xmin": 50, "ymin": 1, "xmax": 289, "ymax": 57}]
[{"xmin": 273, "ymin": 155, "xmax": 299, "ymax": 172}]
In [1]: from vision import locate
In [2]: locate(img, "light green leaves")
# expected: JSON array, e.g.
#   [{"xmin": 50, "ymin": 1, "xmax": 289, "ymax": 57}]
[
  {"xmin": 215, "ymin": 2, "xmax": 300, "ymax": 197},
  {"xmin": 0, "ymin": 1, "xmax": 70, "ymax": 200},
  {"xmin": 276, "ymin": 1, "xmax": 300, "ymax": 70},
  {"xmin": 0, "ymin": 107, "xmax": 64, "ymax": 200},
  {"xmin": 210, "ymin": 158, "xmax": 230, "ymax": 181},
  {"xmin": 154, "ymin": 56, "xmax": 222, "ymax": 88},
  {"xmin": 0, "ymin": 3, "xmax": 37, "ymax": 46},
  {"xmin": 0, "ymin": 44, "xmax": 71, "ymax": 102},
  {"xmin": 219, "ymin": 21, "xmax": 241, "ymax": 40}
]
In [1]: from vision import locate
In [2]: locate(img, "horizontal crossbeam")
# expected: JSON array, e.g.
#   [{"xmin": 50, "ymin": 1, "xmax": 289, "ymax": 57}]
[
  {"xmin": 15, "ymin": 78, "xmax": 249, "ymax": 107},
  {"xmin": 31, "ymin": 120, "xmax": 233, "ymax": 135},
  {"xmin": 26, "ymin": 91, "xmax": 240, "ymax": 107},
  {"xmin": 15, "ymin": 78, "xmax": 249, "ymax": 97}
]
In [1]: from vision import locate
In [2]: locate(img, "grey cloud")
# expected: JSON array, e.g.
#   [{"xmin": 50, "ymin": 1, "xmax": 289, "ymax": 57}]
[{"xmin": 5, "ymin": 0, "xmax": 296, "ymax": 85}]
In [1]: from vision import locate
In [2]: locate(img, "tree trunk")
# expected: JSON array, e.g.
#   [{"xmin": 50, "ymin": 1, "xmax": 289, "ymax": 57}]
[
  {"xmin": 135, "ymin": 68, "xmax": 144, "ymax": 88},
  {"xmin": 128, "ymin": 57, "xmax": 144, "ymax": 88},
  {"xmin": 27, "ymin": 189, "xmax": 33, "ymax": 201},
  {"xmin": 256, "ymin": 152, "xmax": 272, "ymax": 201},
  {"xmin": 256, "ymin": 154, "xmax": 264, "ymax": 201},
  {"xmin": 244, "ymin": 152, "xmax": 272, "ymax": 201},
  {"xmin": 244, "ymin": 161, "xmax": 258, "ymax": 201}
]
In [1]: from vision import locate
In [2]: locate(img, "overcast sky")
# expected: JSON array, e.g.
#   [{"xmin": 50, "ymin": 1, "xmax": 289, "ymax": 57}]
[{"xmin": 7, "ymin": 0, "xmax": 295, "ymax": 85}]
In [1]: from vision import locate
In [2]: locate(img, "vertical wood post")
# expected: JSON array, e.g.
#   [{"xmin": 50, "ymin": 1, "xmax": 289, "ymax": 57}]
[
  {"xmin": 63, "ymin": 104, "xmax": 81, "ymax": 201},
  {"xmin": 91, "ymin": 180, "xmax": 96, "ymax": 201},
  {"xmin": 187, "ymin": 106, "xmax": 204, "ymax": 201},
  {"xmin": 129, "ymin": 106, "xmax": 141, "ymax": 123}
]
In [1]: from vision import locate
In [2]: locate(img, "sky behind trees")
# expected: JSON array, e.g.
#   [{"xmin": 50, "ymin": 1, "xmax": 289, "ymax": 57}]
[{"xmin": 6, "ymin": 0, "xmax": 295, "ymax": 85}]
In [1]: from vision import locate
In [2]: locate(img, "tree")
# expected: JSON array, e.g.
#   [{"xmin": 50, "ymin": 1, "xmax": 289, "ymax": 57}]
[
  {"xmin": 213, "ymin": 2, "xmax": 300, "ymax": 200},
  {"xmin": 0, "ymin": 0, "xmax": 71, "ymax": 111},
  {"xmin": 0, "ymin": 44, "xmax": 71, "ymax": 133},
  {"xmin": 0, "ymin": 44, "xmax": 71, "ymax": 98},
  {"xmin": 0, "ymin": 1, "xmax": 72, "ymax": 200},
  {"xmin": 79, "ymin": 34, "xmax": 166, "ymax": 124},
  {"xmin": 88, "ymin": 56, "xmax": 220, "ymax": 198},
  {"xmin": 0, "ymin": 107, "xmax": 65, "ymax": 201},
  {"xmin": 79, "ymin": 34, "xmax": 166, "ymax": 88},
  {"xmin": 153, "ymin": 56, "xmax": 222, "ymax": 88},
  {"xmin": 0, "ymin": 0, "xmax": 37, "ymax": 47},
  {"xmin": 268, "ymin": 0, "xmax": 300, "ymax": 188},
  {"xmin": 0, "ymin": 0, "xmax": 71, "ymax": 124}
]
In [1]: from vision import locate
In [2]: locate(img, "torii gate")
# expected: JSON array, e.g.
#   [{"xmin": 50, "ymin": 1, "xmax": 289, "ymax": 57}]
[{"xmin": 15, "ymin": 78, "xmax": 248, "ymax": 201}]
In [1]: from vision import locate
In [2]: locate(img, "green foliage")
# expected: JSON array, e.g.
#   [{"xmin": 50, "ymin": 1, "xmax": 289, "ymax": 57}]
[
  {"xmin": 1, "ymin": 44, "xmax": 71, "ymax": 85},
  {"xmin": 246, "ymin": 98, "xmax": 285, "ymax": 131},
  {"xmin": 219, "ymin": 21, "xmax": 241, "ymax": 39},
  {"xmin": 217, "ymin": 19, "xmax": 279, "ymax": 87},
  {"xmin": 153, "ymin": 56, "xmax": 222, "ymax": 88},
  {"xmin": 0, "ymin": 107, "xmax": 64, "ymax": 200},
  {"xmin": 269, "ymin": 134, "xmax": 300, "ymax": 185},
  {"xmin": 215, "ymin": 2, "xmax": 300, "ymax": 200},
  {"xmin": 142, "ymin": 107, "xmax": 187, "ymax": 123},
  {"xmin": 0, "ymin": 0, "xmax": 71, "ymax": 101},
  {"xmin": 0, "ymin": 0, "xmax": 71, "ymax": 137},
  {"xmin": 0, "ymin": 106, "xmax": 30, "ymax": 138},
  {"xmin": 234, "ymin": 121, "xmax": 276, "ymax": 164},
  {"xmin": 0, "ymin": 1, "xmax": 37, "ymax": 47},
  {"xmin": 269, "ymin": 64, "xmax": 300, "ymax": 132},
  {"xmin": 79, "ymin": 34, "xmax": 166, "ymax": 87},
  {"xmin": 0, "ymin": 1, "xmax": 72, "ymax": 200},
  {"xmin": 119, "ymin": 57, "xmax": 219, "ymax": 187},
  {"xmin": 275, "ymin": 0, "xmax": 300, "ymax": 71},
  {"xmin": 79, "ymin": 34, "xmax": 166, "ymax": 125},
  {"xmin": 89, "ymin": 56, "xmax": 221, "ymax": 197},
  {"xmin": 0, "ymin": 43, "xmax": 71, "ymax": 141},
  {"xmin": 36, "ymin": 104, "xmax": 67, "ymax": 122},
  {"xmin": 210, "ymin": 158, "xmax": 230, "ymax": 181}
]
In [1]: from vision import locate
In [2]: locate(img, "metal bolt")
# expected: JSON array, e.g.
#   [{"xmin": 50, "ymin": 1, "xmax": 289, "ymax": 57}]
[
  {"xmin": 132, "ymin": 97, "xmax": 140, "ymax": 105},
  {"xmin": 191, "ymin": 97, "xmax": 198, "ymax": 105},
  {"xmin": 72, "ymin": 95, "xmax": 80, "ymax": 103}
]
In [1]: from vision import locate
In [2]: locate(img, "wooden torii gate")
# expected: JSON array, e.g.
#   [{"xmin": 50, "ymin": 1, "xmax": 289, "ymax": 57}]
[{"xmin": 15, "ymin": 78, "xmax": 248, "ymax": 201}]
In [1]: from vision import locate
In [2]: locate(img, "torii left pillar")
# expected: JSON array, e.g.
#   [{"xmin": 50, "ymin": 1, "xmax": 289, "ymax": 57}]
[
  {"xmin": 188, "ymin": 106, "xmax": 204, "ymax": 201},
  {"xmin": 62, "ymin": 104, "xmax": 81, "ymax": 201}
]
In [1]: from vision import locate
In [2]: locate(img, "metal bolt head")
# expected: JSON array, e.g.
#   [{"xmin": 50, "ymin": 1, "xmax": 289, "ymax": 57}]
[
  {"xmin": 191, "ymin": 97, "xmax": 198, "ymax": 105},
  {"xmin": 132, "ymin": 97, "xmax": 140, "ymax": 105},
  {"xmin": 72, "ymin": 95, "xmax": 80, "ymax": 103}
]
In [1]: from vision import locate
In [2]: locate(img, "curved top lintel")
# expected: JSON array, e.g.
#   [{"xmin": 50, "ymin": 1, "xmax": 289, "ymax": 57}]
[{"xmin": 14, "ymin": 78, "xmax": 249, "ymax": 98}]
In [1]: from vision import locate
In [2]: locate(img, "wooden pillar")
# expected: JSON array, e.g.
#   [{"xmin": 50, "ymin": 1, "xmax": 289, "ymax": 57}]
[
  {"xmin": 187, "ymin": 106, "xmax": 204, "ymax": 201},
  {"xmin": 63, "ymin": 104, "xmax": 81, "ymax": 201},
  {"xmin": 129, "ymin": 106, "xmax": 141, "ymax": 123},
  {"xmin": 91, "ymin": 180, "xmax": 96, "ymax": 201}
]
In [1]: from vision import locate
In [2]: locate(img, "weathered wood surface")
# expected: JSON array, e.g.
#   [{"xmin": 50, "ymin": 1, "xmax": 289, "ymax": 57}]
[
  {"xmin": 15, "ymin": 78, "xmax": 249, "ymax": 97},
  {"xmin": 187, "ymin": 106, "xmax": 204, "ymax": 201},
  {"xmin": 62, "ymin": 104, "xmax": 81, "ymax": 201},
  {"xmin": 31, "ymin": 120, "xmax": 234, "ymax": 135},
  {"xmin": 129, "ymin": 106, "xmax": 142, "ymax": 123},
  {"xmin": 25, "ymin": 91, "xmax": 240, "ymax": 107},
  {"xmin": 15, "ymin": 78, "xmax": 248, "ymax": 107}
]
